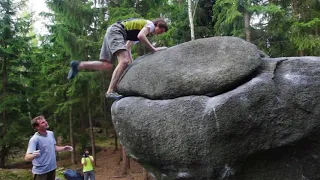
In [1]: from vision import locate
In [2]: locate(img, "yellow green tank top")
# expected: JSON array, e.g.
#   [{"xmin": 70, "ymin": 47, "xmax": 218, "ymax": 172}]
[
  {"xmin": 121, "ymin": 19, "xmax": 153, "ymax": 41},
  {"xmin": 81, "ymin": 156, "xmax": 94, "ymax": 172}
]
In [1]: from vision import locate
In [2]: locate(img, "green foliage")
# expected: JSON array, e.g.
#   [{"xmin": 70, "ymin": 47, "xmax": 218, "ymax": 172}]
[
  {"xmin": 213, "ymin": 0, "xmax": 242, "ymax": 36},
  {"xmin": 108, "ymin": 7, "xmax": 141, "ymax": 25},
  {"xmin": 254, "ymin": 0, "xmax": 320, "ymax": 56},
  {"xmin": 155, "ymin": 3, "xmax": 190, "ymax": 45},
  {"xmin": 213, "ymin": 0, "xmax": 320, "ymax": 57},
  {"xmin": 288, "ymin": 18, "xmax": 320, "ymax": 54},
  {"xmin": 0, "ymin": 0, "xmax": 36, "ymax": 167},
  {"xmin": 46, "ymin": 0, "xmax": 100, "ymax": 60}
]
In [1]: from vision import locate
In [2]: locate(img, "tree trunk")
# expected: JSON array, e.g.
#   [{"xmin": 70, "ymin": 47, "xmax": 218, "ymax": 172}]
[
  {"xmin": 128, "ymin": 155, "xmax": 131, "ymax": 169},
  {"xmin": 88, "ymin": 108, "xmax": 96, "ymax": 166},
  {"xmin": 0, "ymin": 56, "xmax": 7, "ymax": 168},
  {"xmin": 0, "ymin": 146, "xmax": 7, "ymax": 168},
  {"xmin": 192, "ymin": 0, "xmax": 200, "ymax": 20},
  {"xmin": 144, "ymin": 168, "xmax": 149, "ymax": 180},
  {"xmin": 102, "ymin": 72, "xmax": 108, "ymax": 137},
  {"xmin": 114, "ymin": 134, "xmax": 118, "ymax": 150},
  {"xmin": 291, "ymin": 0, "xmax": 303, "ymax": 55},
  {"xmin": 244, "ymin": 11, "xmax": 251, "ymax": 42},
  {"xmin": 56, "ymin": 136, "xmax": 63, "ymax": 162},
  {"xmin": 119, "ymin": 144, "xmax": 122, "ymax": 160},
  {"xmin": 69, "ymin": 110, "xmax": 76, "ymax": 164},
  {"xmin": 188, "ymin": 0, "xmax": 195, "ymax": 41},
  {"xmin": 299, "ymin": 50, "xmax": 304, "ymax": 56},
  {"xmin": 122, "ymin": 146, "xmax": 129, "ymax": 175},
  {"xmin": 54, "ymin": 113, "xmax": 57, "ymax": 124},
  {"xmin": 80, "ymin": 110, "xmax": 85, "ymax": 130},
  {"xmin": 291, "ymin": 0, "xmax": 298, "ymax": 17}
]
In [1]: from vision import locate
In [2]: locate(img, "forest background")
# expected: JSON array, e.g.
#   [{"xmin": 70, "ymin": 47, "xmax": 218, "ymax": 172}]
[{"xmin": 0, "ymin": 0, "xmax": 319, "ymax": 173}]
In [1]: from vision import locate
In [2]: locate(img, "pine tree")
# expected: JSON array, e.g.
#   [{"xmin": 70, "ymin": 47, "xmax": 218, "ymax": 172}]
[{"xmin": 0, "ymin": 0, "xmax": 35, "ymax": 167}]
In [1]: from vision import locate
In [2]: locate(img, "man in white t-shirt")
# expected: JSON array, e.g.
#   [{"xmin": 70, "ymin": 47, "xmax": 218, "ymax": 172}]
[
  {"xmin": 67, "ymin": 18, "xmax": 168, "ymax": 100},
  {"xmin": 25, "ymin": 115, "xmax": 73, "ymax": 180}
]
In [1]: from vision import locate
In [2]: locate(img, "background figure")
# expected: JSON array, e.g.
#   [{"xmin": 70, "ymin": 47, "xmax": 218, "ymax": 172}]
[
  {"xmin": 24, "ymin": 115, "xmax": 73, "ymax": 180},
  {"xmin": 82, "ymin": 149, "xmax": 95, "ymax": 180},
  {"xmin": 67, "ymin": 18, "xmax": 168, "ymax": 100}
]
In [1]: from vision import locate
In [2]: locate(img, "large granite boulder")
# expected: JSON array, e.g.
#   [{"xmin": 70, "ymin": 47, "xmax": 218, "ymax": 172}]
[
  {"xmin": 117, "ymin": 36, "xmax": 261, "ymax": 99},
  {"xmin": 111, "ymin": 36, "xmax": 320, "ymax": 180}
]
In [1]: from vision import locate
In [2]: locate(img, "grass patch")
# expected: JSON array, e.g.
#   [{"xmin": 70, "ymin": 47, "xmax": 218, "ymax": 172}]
[
  {"xmin": 56, "ymin": 167, "xmax": 67, "ymax": 180},
  {"xmin": 0, "ymin": 169, "xmax": 32, "ymax": 180},
  {"xmin": 6, "ymin": 157, "xmax": 25, "ymax": 167},
  {"xmin": 95, "ymin": 136, "xmax": 116, "ymax": 148}
]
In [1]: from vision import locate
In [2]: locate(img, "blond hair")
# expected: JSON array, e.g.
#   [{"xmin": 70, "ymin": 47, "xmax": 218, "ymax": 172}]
[{"xmin": 31, "ymin": 115, "xmax": 44, "ymax": 128}]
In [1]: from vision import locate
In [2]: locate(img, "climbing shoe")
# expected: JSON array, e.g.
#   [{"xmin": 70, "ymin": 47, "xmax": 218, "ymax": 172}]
[
  {"xmin": 105, "ymin": 92, "xmax": 124, "ymax": 100},
  {"xmin": 67, "ymin": 60, "xmax": 80, "ymax": 79}
]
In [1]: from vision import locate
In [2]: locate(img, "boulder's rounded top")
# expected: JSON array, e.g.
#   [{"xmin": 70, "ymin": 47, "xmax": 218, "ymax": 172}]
[{"xmin": 117, "ymin": 36, "xmax": 262, "ymax": 99}]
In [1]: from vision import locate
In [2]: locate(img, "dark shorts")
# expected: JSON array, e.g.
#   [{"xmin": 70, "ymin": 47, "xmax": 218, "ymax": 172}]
[
  {"xmin": 99, "ymin": 23, "xmax": 127, "ymax": 62},
  {"xmin": 33, "ymin": 169, "xmax": 56, "ymax": 180}
]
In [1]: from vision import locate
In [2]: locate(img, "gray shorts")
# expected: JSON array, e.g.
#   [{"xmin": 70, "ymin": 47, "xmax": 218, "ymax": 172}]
[{"xmin": 99, "ymin": 23, "xmax": 127, "ymax": 62}]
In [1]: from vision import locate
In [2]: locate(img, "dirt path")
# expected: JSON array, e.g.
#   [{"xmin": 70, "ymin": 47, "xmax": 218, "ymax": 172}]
[
  {"xmin": 94, "ymin": 147, "xmax": 149, "ymax": 180},
  {"xmin": 63, "ymin": 147, "xmax": 153, "ymax": 180}
]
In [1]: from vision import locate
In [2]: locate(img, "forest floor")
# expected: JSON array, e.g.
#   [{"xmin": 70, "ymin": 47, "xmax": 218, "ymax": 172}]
[
  {"xmin": 12, "ymin": 146, "xmax": 153, "ymax": 180},
  {"xmin": 59, "ymin": 146, "xmax": 153, "ymax": 180}
]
